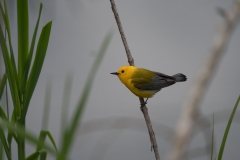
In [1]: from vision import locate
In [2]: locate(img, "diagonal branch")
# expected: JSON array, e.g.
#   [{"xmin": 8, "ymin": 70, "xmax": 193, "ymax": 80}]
[
  {"xmin": 109, "ymin": 0, "xmax": 160, "ymax": 160},
  {"xmin": 109, "ymin": 0, "xmax": 134, "ymax": 66},
  {"xmin": 167, "ymin": 1, "xmax": 240, "ymax": 160}
]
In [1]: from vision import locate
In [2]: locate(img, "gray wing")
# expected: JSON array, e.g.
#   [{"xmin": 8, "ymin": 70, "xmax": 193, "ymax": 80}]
[{"xmin": 132, "ymin": 71, "xmax": 176, "ymax": 91}]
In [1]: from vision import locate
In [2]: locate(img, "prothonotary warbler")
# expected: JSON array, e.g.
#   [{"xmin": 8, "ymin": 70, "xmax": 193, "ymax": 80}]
[{"xmin": 111, "ymin": 66, "xmax": 187, "ymax": 106}]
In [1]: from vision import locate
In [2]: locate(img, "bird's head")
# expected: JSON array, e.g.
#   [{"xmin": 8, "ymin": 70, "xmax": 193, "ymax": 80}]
[{"xmin": 111, "ymin": 66, "xmax": 135, "ymax": 83}]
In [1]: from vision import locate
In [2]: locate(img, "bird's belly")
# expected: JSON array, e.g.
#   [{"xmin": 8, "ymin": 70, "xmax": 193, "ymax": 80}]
[
  {"xmin": 125, "ymin": 82, "xmax": 159, "ymax": 98},
  {"xmin": 131, "ymin": 89, "xmax": 159, "ymax": 98}
]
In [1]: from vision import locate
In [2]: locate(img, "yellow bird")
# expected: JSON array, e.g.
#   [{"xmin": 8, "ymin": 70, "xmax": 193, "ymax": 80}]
[{"xmin": 111, "ymin": 66, "xmax": 187, "ymax": 105}]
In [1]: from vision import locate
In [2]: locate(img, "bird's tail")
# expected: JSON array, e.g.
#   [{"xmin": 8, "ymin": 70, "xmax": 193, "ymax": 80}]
[{"xmin": 172, "ymin": 73, "xmax": 187, "ymax": 82}]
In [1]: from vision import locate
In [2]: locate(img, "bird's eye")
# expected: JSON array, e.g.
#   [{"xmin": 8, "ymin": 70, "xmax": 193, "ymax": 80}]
[{"xmin": 121, "ymin": 70, "xmax": 124, "ymax": 73}]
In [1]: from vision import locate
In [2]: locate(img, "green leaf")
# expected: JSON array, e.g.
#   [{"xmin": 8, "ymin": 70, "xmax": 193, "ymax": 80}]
[
  {"xmin": 0, "ymin": 127, "xmax": 11, "ymax": 159},
  {"xmin": 0, "ymin": 24, "xmax": 21, "ymax": 119},
  {"xmin": 60, "ymin": 73, "xmax": 73, "ymax": 139},
  {"xmin": 0, "ymin": 107, "xmax": 13, "ymax": 159},
  {"xmin": 0, "ymin": 3, "xmax": 19, "ymax": 116},
  {"xmin": 7, "ymin": 132, "xmax": 14, "ymax": 156},
  {"xmin": 17, "ymin": 0, "xmax": 29, "ymax": 91},
  {"xmin": 0, "ymin": 107, "xmax": 8, "ymax": 121},
  {"xmin": 217, "ymin": 95, "xmax": 240, "ymax": 160},
  {"xmin": 0, "ymin": 73, "xmax": 7, "ymax": 99},
  {"xmin": 0, "ymin": 3, "xmax": 6, "ymax": 20},
  {"xmin": 211, "ymin": 112, "xmax": 214, "ymax": 160},
  {"xmin": 39, "ymin": 151, "xmax": 47, "ymax": 160},
  {"xmin": 23, "ymin": 3, "xmax": 43, "ymax": 94},
  {"xmin": 45, "ymin": 131, "xmax": 58, "ymax": 154},
  {"xmin": 25, "ymin": 151, "xmax": 40, "ymax": 160},
  {"xmin": 0, "ymin": 120, "xmax": 56, "ymax": 155},
  {"xmin": 7, "ymin": 121, "xmax": 17, "ymax": 157},
  {"xmin": 7, "ymin": 115, "xmax": 18, "ymax": 147},
  {"xmin": 25, "ymin": 151, "xmax": 47, "ymax": 160},
  {"xmin": 2, "ymin": 0, "xmax": 13, "ymax": 43},
  {"xmin": 41, "ymin": 80, "xmax": 52, "ymax": 130},
  {"xmin": 0, "ymin": 140, "xmax": 3, "ymax": 160},
  {"xmin": 0, "ymin": 0, "xmax": 19, "ymax": 92},
  {"xmin": 22, "ymin": 21, "xmax": 52, "ymax": 122},
  {"xmin": 59, "ymin": 30, "xmax": 113, "ymax": 159},
  {"xmin": 36, "ymin": 130, "xmax": 58, "ymax": 154}
]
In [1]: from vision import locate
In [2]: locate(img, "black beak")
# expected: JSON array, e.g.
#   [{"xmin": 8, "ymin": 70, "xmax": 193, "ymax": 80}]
[{"xmin": 110, "ymin": 72, "xmax": 119, "ymax": 75}]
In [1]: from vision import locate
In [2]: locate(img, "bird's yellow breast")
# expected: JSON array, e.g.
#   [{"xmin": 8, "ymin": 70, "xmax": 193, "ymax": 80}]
[{"xmin": 117, "ymin": 66, "xmax": 159, "ymax": 98}]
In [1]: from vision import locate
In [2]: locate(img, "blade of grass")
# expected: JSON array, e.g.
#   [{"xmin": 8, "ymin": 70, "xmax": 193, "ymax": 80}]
[
  {"xmin": 1, "ymin": 3, "xmax": 29, "ymax": 159},
  {"xmin": 23, "ymin": 3, "xmax": 43, "ymax": 94},
  {"xmin": 0, "ymin": 107, "xmax": 12, "ymax": 157},
  {"xmin": 0, "ymin": 105, "xmax": 9, "ymax": 156},
  {"xmin": 0, "ymin": 107, "xmax": 8, "ymax": 121},
  {"xmin": 0, "ymin": 127, "xmax": 11, "ymax": 160},
  {"xmin": 17, "ymin": 0, "xmax": 29, "ymax": 93},
  {"xmin": 25, "ymin": 152, "xmax": 40, "ymax": 160},
  {"xmin": 0, "ymin": 140, "xmax": 3, "ymax": 160},
  {"xmin": 59, "ymin": 30, "xmax": 113, "ymax": 159},
  {"xmin": 22, "ymin": 21, "xmax": 52, "ymax": 123},
  {"xmin": 211, "ymin": 112, "xmax": 214, "ymax": 160},
  {"xmin": 0, "ymin": 107, "xmax": 13, "ymax": 156},
  {"xmin": 45, "ymin": 131, "xmax": 58, "ymax": 154},
  {"xmin": 41, "ymin": 79, "xmax": 52, "ymax": 130},
  {"xmin": 0, "ymin": 120, "xmax": 56, "ymax": 155},
  {"xmin": 7, "ymin": 118, "xmax": 17, "ymax": 159},
  {"xmin": 0, "ymin": 3, "xmax": 7, "ymax": 31},
  {"xmin": 0, "ymin": 25, "xmax": 21, "ymax": 119},
  {"xmin": 39, "ymin": 151, "xmax": 47, "ymax": 160},
  {"xmin": 1, "ymin": 0, "xmax": 19, "ymax": 92},
  {"xmin": 7, "ymin": 132, "xmax": 14, "ymax": 158},
  {"xmin": 6, "ymin": 79, "xmax": 9, "ymax": 118},
  {"xmin": 36, "ymin": 131, "xmax": 48, "ymax": 152},
  {"xmin": 0, "ymin": 73, "xmax": 7, "ymax": 99},
  {"xmin": 36, "ymin": 130, "xmax": 58, "ymax": 154},
  {"xmin": 60, "ymin": 73, "xmax": 73, "ymax": 140},
  {"xmin": 217, "ymin": 95, "xmax": 240, "ymax": 160},
  {"xmin": 3, "ymin": 0, "xmax": 14, "ymax": 55}
]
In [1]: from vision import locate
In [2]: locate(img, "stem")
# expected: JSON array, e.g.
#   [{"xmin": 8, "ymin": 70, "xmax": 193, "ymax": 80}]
[
  {"xmin": 17, "ymin": 119, "xmax": 25, "ymax": 160},
  {"xmin": 109, "ymin": 0, "xmax": 160, "ymax": 159},
  {"xmin": 109, "ymin": 0, "xmax": 134, "ymax": 66},
  {"xmin": 140, "ymin": 98, "xmax": 160, "ymax": 160}
]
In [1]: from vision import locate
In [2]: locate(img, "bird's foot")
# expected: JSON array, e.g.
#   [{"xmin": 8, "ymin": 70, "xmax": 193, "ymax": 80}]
[{"xmin": 140, "ymin": 98, "xmax": 148, "ymax": 107}]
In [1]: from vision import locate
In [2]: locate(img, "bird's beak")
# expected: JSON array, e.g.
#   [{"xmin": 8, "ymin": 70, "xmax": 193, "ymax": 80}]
[{"xmin": 110, "ymin": 72, "xmax": 119, "ymax": 75}]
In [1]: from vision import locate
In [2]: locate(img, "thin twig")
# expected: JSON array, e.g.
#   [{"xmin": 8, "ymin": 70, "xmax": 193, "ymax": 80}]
[
  {"xmin": 109, "ymin": 0, "xmax": 160, "ymax": 160},
  {"xmin": 139, "ymin": 98, "xmax": 160, "ymax": 159},
  {"xmin": 109, "ymin": 0, "xmax": 134, "ymax": 66},
  {"xmin": 167, "ymin": 1, "xmax": 240, "ymax": 160}
]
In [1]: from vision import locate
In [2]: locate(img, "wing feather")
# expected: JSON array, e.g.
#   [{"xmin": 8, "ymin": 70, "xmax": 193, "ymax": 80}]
[{"xmin": 131, "ymin": 69, "xmax": 176, "ymax": 90}]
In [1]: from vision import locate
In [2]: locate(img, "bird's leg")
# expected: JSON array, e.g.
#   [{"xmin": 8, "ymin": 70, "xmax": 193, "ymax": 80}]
[
  {"xmin": 140, "ymin": 98, "xmax": 148, "ymax": 107},
  {"xmin": 145, "ymin": 98, "xmax": 149, "ymax": 104}
]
